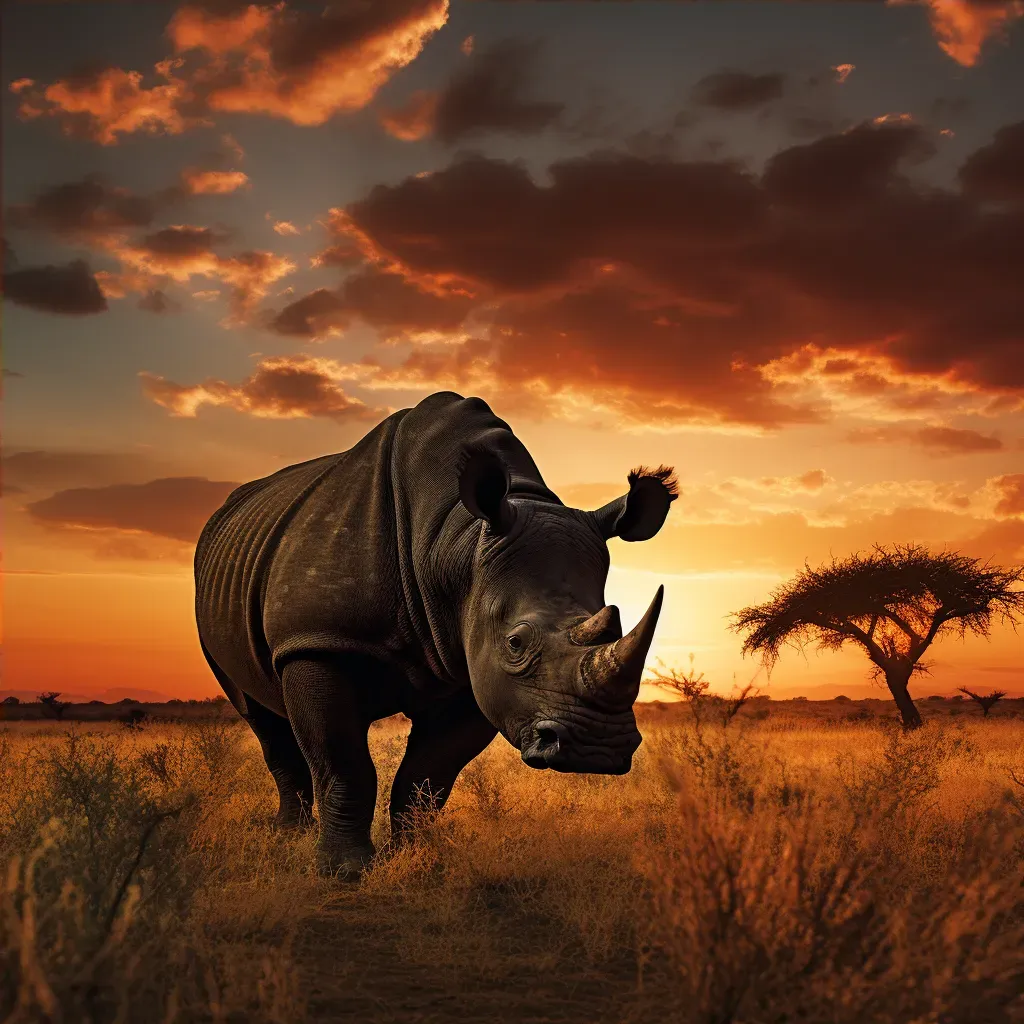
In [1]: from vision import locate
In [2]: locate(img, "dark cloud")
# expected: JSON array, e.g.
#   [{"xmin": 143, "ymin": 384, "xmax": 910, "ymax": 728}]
[
  {"xmin": 26, "ymin": 477, "xmax": 239, "ymax": 543},
  {"xmin": 433, "ymin": 38, "xmax": 564, "ymax": 142},
  {"xmin": 847, "ymin": 425, "xmax": 1005, "ymax": 455},
  {"xmin": 762, "ymin": 121, "xmax": 936, "ymax": 210},
  {"xmin": 139, "ymin": 225, "xmax": 225, "ymax": 259},
  {"xmin": 2, "ymin": 260, "xmax": 107, "ymax": 315},
  {"xmin": 691, "ymin": 70, "xmax": 786, "ymax": 111},
  {"xmin": 958, "ymin": 120, "xmax": 1024, "ymax": 202},
  {"xmin": 379, "ymin": 38, "xmax": 564, "ymax": 144},
  {"xmin": 309, "ymin": 116, "xmax": 1024, "ymax": 425},
  {"xmin": 6, "ymin": 175, "xmax": 160, "ymax": 240},
  {"xmin": 269, "ymin": 266, "xmax": 473, "ymax": 339},
  {"xmin": 137, "ymin": 289, "xmax": 176, "ymax": 313},
  {"xmin": 269, "ymin": 287, "xmax": 345, "ymax": 336}
]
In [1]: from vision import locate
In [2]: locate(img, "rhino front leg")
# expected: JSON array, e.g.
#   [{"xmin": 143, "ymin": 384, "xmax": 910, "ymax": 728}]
[
  {"xmin": 389, "ymin": 688, "xmax": 497, "ymax": 843},
  {"xmin": 281, "ymin": 657, "xmax": 378, "ymax": 881}
]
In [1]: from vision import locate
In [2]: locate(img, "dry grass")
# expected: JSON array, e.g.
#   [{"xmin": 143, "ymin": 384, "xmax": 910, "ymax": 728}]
[{"xmin": 2, "ymin": 708, "xmax": 1023, "ymax": 1023}]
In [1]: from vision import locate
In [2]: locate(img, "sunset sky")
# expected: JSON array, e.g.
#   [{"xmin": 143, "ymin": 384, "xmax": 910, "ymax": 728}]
[{"xmin": 3, "ymin": 0, "xmax": 1023, "ymax": 702}]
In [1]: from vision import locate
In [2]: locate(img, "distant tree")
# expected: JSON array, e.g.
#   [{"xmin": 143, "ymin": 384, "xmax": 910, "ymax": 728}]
[
  {"xmin": 834, "ymin": 695, "xmax": 851, "ymax": 702},
  {"xmin": 2, "ymin": 696, "xmax": 19, "ymax": 705},
  {"xmin": 957, "ymin": 687, "xmax": 1008, "ymax": 718},
  {"xmin": 37, "ymin": 691, "xmax": 70, "ymax": 720},
  {"xmin": 732, "ymin": 544, "xmax": 1024, "ymax": 730}
]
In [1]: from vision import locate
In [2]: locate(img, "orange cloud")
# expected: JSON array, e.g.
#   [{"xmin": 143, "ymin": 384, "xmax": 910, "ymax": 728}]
[
  {"xmin": 271, "ymin": 220, "xmax": 302, "ymax": 236},
  {"xmin": 180, "ymin": 168, "xmax": 249, "ymax": 194},
  {"xmin": 990, "ymin": 474, "xmax": 1024, "ymax": 516},
  {"xmin": 833, "ymin": 63, "xmax": 855, "ymax": 83},
  {"xmin": 913, "ymin": 0, "xmax": 1024, "ymax": 66},
  {"xmin": 108, "ymin": 226, "xmax": 296, "ymax": 321},
  {"xmin": 379, "ymin": 89, "xmax": 438, "ymax": 141},
  {"xmin": 13, "ymin": 64, "xmax": 198, "ymax": 144},
  {"xmin": 14, "ymin": 0, "xmax": 449, "ymax": 142},
  {"xmin": 139, "ymin": 355, "xmax": 385, "ymax": 421}
]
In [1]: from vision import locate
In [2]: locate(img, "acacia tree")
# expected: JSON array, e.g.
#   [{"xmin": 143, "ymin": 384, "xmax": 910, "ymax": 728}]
[
  {"xmin": 731, "ymin": 544, "xmax": 1024, "ymax": 729},
  {"xmin": 38, "ymin": 691, "xmax": 71, "ymax": 720},
  {"xmin": 957, "ymin": 687, "xmax": 1007, "ymax": 717}
]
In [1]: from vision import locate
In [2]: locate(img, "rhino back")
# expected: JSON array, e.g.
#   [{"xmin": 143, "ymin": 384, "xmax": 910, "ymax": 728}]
[{"xmin": 195, "ymin": 451, "xmax": 348, "ymax": 708}]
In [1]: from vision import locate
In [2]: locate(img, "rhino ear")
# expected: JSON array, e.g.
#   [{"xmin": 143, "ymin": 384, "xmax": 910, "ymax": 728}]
[
  {"xmin": 593, "ymin": 465, "xmax": 678, "ymax": 542},
  {"xmin": 458, "ymin": 449, "xmax": 514, "ymax": 534}
]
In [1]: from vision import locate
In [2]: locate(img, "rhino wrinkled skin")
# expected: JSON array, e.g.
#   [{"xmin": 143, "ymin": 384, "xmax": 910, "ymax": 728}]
[{"xmin": 195, "ymin": 391, "xmax": 677, "ymax": 879}]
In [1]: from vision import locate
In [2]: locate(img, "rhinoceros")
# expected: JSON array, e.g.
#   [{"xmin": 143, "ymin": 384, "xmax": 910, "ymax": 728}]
[{"xmin": 195, "ymin": 391, "xmax": 676, "ymax": 878}]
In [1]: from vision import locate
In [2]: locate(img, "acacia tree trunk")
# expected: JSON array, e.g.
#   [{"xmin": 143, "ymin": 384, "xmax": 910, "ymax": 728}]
[{"xmin": 885, "ymin": 669, "xmax": 922, "ymax": 729}]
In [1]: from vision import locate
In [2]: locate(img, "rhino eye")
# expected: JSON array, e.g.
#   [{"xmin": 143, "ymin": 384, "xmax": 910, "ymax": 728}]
[{"xmin": 504, "ymin": 622, "xmax": 535, "ymax": 660}]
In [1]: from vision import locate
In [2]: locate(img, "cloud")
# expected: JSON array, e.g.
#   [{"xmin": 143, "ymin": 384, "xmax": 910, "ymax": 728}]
[
  {"xmin": 990, "ymin": 473, "xmax": 1024, "ymax": 516},
  {"xmin": 139, "ymin": 355, "xmax": 387, "ymax": 421},
  {"xmin": 919, "ymin": 0, "xmax": 1024, "ymax": 67},
  {"xmin": 26, "ymin": 476, "xmax": 239, "ymax": 543},
  {"xmin": 5, "ymin": 175, "xmax": 163, "ymax": 242},
  {"xmin": 13, "ymin": 1, "xmax": 450, "ymax": 142},
  {"xmin": 833, "ymin": 63, "xmax": 855, "ymax": 84},
  {"xmin": 302, "ymin": 119, "xmax": 1024, "ymax": 427},
  {"xmin": 180, "ymin": 168, "xmax": 250, "ymax": 194},
  {"xmin": 691, "ymin": 70, "xmax": 786, "ymax": 111},
  {"xmin": 380, "ymin": 38, "xmax": 563, "ymax": 144},
  {"xmin": 379, "ymin": 89, "xmax": 438, "ymax": 141},
  {"xmin": 847, "ymin": 424, "xmax": 1005, "ymax": 455},
  {"xmin": 105, "ymin": 226, "xmax": 296, "ymax": 321},
  {"xmin": 138, "ymin": 289, "xmax": 177, "ymax": 313},
  {"xmin": 271, "ymin": 220, "xmax": 301, "ymax": 236},
  {"xmin": 2, "ymin": 260, "xmax": 107, "ymax": 315},
  {"xmin": 761, "ymin": 121, "xmax": 935, "ymax": 210},
  {"xmin": 268, "ymin": 265, "xmax": 473, "ymax": 340},
  {"xmin": 958, "ymin": 119, "xmax": 1024, "ymax": 201},
  {"xmin": 10, "ymin": 64, "xmax": 196, "ymax": 144}
]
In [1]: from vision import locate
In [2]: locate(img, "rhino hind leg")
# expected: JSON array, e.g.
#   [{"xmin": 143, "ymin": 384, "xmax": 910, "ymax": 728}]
[
  {"xmin": 389, "ymin": 689, "xmax": 498, "ymax": 844},
  {"xmin": 281, "ymin": 656, "xmax": 379, "ymax": 881},
  {"xmin": 243, "ymin": 696, "xmax": 315, "ymax": 831}
]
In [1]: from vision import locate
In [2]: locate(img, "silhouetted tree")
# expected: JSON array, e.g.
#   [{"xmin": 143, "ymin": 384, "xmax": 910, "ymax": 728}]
[
  {"xmin": 731, "ymin": 544, "xmax": 1024, "ymax": 730},
  {"xmin": 957, "ymin": 687, "xmax": 1007, "ymax": 718},
  {"xmin": 2, "ymin": 696, "xmax": 19, "ymax": 705},
  {"xmin": 37, "ymin": 691, "xmax": 70, "ymax": 720}
]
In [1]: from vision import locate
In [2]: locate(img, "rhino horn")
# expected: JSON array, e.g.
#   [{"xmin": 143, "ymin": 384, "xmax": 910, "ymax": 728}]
[
  {"xmin": 568, "ymin": 604, "xmax": 622, "ymax": 645},
  {"xmin": 580, "ymin": 585, "xmax": 664, "ymax": 708}
]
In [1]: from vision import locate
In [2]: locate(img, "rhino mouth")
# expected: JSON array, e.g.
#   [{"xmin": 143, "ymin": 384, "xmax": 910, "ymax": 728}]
[{"xmin": 519, "ymin": 714, "xmax": 642, "ymax": 776}]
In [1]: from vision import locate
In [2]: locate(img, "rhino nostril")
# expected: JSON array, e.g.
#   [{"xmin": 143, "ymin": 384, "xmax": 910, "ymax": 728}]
[{"xmin": 537, "ymin": 727, "xmax": 559, "ymax": 751}]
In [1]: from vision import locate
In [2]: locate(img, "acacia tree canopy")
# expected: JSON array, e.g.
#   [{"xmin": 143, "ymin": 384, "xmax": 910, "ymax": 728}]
[{"xmin": 730, "ymin": 543, "xmax": 1024, "ymax": 727}]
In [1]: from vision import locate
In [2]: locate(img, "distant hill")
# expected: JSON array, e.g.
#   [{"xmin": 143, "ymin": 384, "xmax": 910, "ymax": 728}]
[{"xmin": 0, "ymin": 686, "xmax": 173, "ymax": 704}]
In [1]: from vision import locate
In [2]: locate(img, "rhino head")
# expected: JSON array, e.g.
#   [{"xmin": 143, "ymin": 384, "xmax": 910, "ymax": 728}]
[{"xmin": 457, "ymin": 451, "xmax": 677, "ymax": 776}]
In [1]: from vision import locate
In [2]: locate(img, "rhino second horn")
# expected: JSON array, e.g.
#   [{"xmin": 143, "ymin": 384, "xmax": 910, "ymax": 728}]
[
  {"xmin": 569, "ymin": 604, "xmax": 623, "ymax": 645},
  {"xmin": 581, "ymin": 585, "xmax": 664, "ymax": 707}
]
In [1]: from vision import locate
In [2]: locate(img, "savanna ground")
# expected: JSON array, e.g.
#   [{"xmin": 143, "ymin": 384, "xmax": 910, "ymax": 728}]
[{"xmin": 2, "ymin": 697, "xmax": 1024, "ymax": 1023}]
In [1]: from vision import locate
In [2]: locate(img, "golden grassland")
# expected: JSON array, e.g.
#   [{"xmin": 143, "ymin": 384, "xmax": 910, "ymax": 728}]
[{"xmin": 2, "ymin": 703, "xmax": 1023, "ymax": 1023}]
